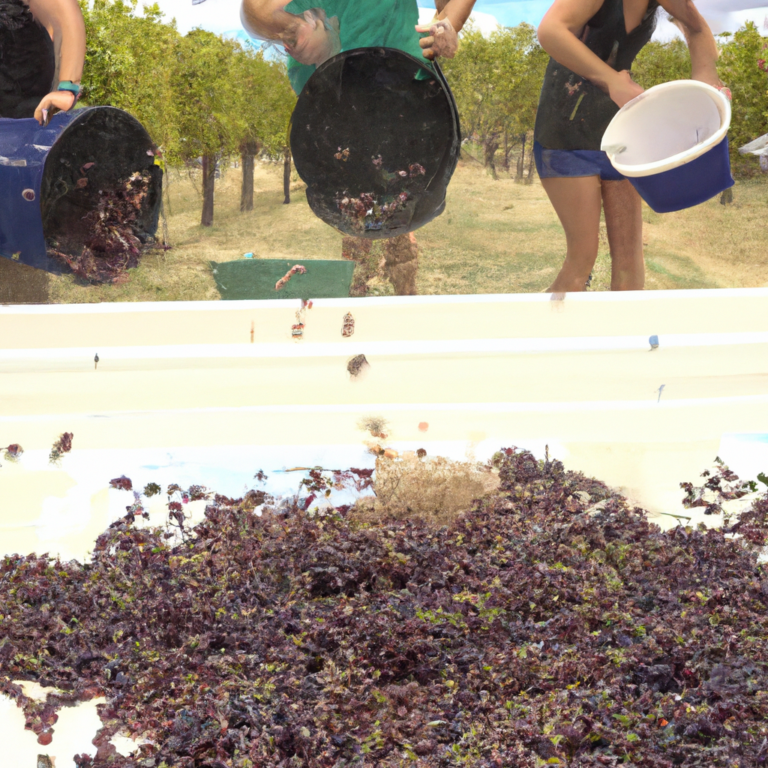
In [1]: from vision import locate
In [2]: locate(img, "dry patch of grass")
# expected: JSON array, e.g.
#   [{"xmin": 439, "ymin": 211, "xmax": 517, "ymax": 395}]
[
  {"xmin": 353, "ymin": 451, "xmax": 500, "ymax": 527},
  {"xmin": 49, "ymin": 162, "xmax": 345, "ymax": 304},
  {"xmin": 640, "ymin": 180, "xmax": 768, "ymax": 290},
  {"xmin": 414, "ymin": 162, "xmax": 565, "ymax": 295},
  {"xmin": 417, "ymin": 163, "xmax": 768, "ymax": 294},
  {"xmin": 47, "ymin": 158, "xmax": 768, "ymax": 303}
]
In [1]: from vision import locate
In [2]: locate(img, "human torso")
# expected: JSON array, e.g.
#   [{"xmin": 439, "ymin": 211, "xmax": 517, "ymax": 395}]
[
  {"xmin": 534, "ymin": 0, "xmax": 659, "ymax": 151},
  {"xmin": 0, "ymin": 0, "xmax": 55, "ymax": 118},
  {"xmin": 285, "ymin": 0, "xmax": 423, "ymax": 94},
  {"xmin": 0, "ymin": 0, "xmax": 35, "ymax": 30}
]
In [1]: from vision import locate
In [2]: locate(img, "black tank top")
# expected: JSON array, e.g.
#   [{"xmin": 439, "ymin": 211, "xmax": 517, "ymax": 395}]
[
  {"xmin": 0, "ymin": 0, "xmax": 56, "ymax": 118},
  {"xmin": 533, "ymin": 0, "xmax": 659, "ymax": 151}
]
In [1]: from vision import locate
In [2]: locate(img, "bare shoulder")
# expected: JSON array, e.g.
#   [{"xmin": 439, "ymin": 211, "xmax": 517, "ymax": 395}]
[
  {"xmin": 538, "ymin": 0, "xmax": 606, "ymax": 36},
  {"xmin": 656, "ymin": 0, "xmax": 705, "ymax": 30},
  {"xmin": 25, "ymin": 0, "xmax": 77, "ymax": 20}
]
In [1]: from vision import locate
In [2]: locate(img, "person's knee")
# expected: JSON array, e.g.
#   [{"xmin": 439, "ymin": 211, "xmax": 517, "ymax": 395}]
[
  {"xmin": 610, "ymin": 265, "xmax": 644, "ymax": 291},
  {"xmin": 564, "ymin": 235, "xmax": 599, "ymax": 266},
  {"xmin": 560, "ymin": 251, "xmax": 597, "ymax": 282}
]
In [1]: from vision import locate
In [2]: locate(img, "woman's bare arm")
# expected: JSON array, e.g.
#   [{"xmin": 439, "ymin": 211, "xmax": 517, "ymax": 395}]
[
  {"xmin": 537, "ymin": 0, "xmax": 643, "ymax": 107},
  {"xmin": 27, "ymin": 0, "xmax": 85, "ymax": 83},
  {"xmin": 658, "ymin": 0, "xmax": 722, "ymax": 87},
  {"xmin": 417, "ymin": 0, "xmax": 476, "ymax": 59},
  {"xmin": 432, "ymin": 0, "xmax": 475, "ymax": 32},
  {"xmin": 26, "ymin": 0, "xmax": 85, "ymax": 123}
]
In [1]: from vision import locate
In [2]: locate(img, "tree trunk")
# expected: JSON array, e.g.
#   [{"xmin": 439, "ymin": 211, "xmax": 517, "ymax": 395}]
[
  {"xmin": 283, "ymin": 146, "xmax": 292, "ymax": 205},
  {"xmin": 201, "ymin": 154, "xmax": 216, "ymax": 227},
  {"xmin": 525, "ymin": 138, "xmax": 536, "ymax": 185},
  {"xmin": 516, "ymin": 133, "xmax": 527, "ymax": 181},
  {"xmin": 501, "ymin": 132, "xmax": 510, "ymax": 172},
  {"xmin": 240, "ymin": 141, "xmax": 258, "ymax": 212},
  {"xmin": 483, "ymin": 135, "xmax": 499, "ymax": 180},
  {"xmin": 381, "ymin": 233, "xmax": 418, "ymax": 295}
]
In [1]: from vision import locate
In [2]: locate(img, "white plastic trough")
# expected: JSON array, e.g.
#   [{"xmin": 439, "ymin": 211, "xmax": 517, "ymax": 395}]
[
  {"xmin": 2, "ymin": 288, "xmax": 768, "ymax": 766},
  {"xmin": 2, "ymin": 288, "xmax": 768, "ymax": 565}
]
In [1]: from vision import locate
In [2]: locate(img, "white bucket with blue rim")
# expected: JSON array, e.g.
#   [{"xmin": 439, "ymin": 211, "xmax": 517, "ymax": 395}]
[{"xmin": 601, "ymin": 80, "xmax": 733, "ymax": 213}]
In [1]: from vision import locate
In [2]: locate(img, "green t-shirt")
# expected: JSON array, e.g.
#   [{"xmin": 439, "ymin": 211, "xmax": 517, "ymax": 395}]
[{"xmin": 285, "ymin": 0, "xmax": 431, "ymax": 94}]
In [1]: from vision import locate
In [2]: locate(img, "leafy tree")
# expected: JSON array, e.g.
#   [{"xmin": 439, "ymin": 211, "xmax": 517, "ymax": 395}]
[
  {"xmin": 501, "ymin": 25, "xmax": 548, "ymax": 182},
  {"xmin": 79, "ymin": 0, "xmax": 179, "ymax": 152},
  {"xmin": 442, "ymin": 25, "xmax": 504, "ymax": 175},
  {"xmin": 716, "ymin": 23, "xmax": 768, "ymax": 172},
  {"xmin": 442, "ymin": 23, "xmax": 547, "ymax": 179},
  {"xmin": 633, "ymin": 38, "xmax": 691, "ymax": 89},
  {"xmin": 171, "ymin": 30, "xmax": 242, "ymax": 226},
  {"xmin": 231, "ymin": 48, "xmax": 295, "ymax": 211}
]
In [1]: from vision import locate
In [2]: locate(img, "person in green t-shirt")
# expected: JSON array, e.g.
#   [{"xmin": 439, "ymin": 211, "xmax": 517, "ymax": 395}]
[
  {"xmin": 240, "ymin": 0, "xmax": 477, "ymax": 94},
  {"xmin": 238, "ymin": 0, "xmax": 474, "ymax": 287}
]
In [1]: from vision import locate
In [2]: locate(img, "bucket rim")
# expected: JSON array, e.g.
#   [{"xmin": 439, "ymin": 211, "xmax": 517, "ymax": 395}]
[{"xmin": 601, "ymin": 80, "xmax": 731, "ymax": 178}]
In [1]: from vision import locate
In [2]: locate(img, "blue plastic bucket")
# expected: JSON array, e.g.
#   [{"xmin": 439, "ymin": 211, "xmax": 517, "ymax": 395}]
[
  {"xmin": 628, "ymin": 135, "xmax": 733, "ymax": 214},
  {"xmin": 0, "ymin": 111, "xmax": 78, "ymax": 273},
  {"xmin": 601, "ymin": 81, "xmax": 733, "ymax": 213},
  {"xmin": 0, "ymin": 107, "xmax": 161, "ymax": 274}
]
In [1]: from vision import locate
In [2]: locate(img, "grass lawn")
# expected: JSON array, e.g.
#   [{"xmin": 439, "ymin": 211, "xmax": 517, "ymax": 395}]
[{"xmin": 48, "ymin": 158, "xmax": 768, "ymax": 303}]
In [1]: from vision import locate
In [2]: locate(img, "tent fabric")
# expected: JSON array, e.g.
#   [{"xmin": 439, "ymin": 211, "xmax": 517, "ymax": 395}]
[
  {"xmin": 0, "ymin": 111, "xmax": 77, "ymax": 273},
  {"xmin": 210, "ymin": 258, "xmax": 355, "ymax": 300}
]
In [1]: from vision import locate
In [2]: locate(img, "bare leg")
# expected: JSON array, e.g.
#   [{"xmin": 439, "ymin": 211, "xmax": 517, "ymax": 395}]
[
  {"xmin": 342, "ymin": 237, "xmax": 375, "ymax": 297},
  {"xmin": 381, "ymin": 233, "xmax": 418, "ymax": 295},
  {"xmin": 541, "ymin": 175, "xmax": 602, "ymax": 293},
  {"xmin": 602, "ymin": 179, "xmax": 644, "ymax": 291},
  {"xmin": 341, "ymin": 236, "xmax": 372, "ymax": 263}
]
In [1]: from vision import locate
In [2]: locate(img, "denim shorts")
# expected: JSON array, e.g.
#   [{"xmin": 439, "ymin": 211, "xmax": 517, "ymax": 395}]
[{"xmin": 533, "ymin": 140, "xmax": 625, "ymax": 182}]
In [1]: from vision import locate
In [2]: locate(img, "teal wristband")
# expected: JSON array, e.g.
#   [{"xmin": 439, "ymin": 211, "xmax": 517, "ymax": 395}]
[
  {"xmin": 56, "ymin": 80, "xmax": 80, "ymax": 102},
  {"xmin": 57, "ymin": 82, "xmax": 80, "ymax": 110},
  {"xmin": 57, "ymin": 81, "xmax": 81, "ymax": 96}
]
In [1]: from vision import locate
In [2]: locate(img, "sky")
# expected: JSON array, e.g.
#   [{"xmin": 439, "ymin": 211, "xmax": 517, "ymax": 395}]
[{"xmin": 143, "ymin": 0, "xmax": 768, "ymax": 43}]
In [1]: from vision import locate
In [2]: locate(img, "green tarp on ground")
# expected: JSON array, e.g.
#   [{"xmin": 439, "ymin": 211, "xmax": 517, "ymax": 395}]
[{"xmin": 210, "ymin": 259, "xmax": 355, "ymax": 301}]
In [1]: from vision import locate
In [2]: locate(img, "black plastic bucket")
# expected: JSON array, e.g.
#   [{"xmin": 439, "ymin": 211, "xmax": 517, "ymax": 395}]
[
  {"xmin": 0, "ymin": 106, "xmax": 162, "ymax": 274},
  {"xmin": 290, "ymin": 47, "xmax": 460, "ymax": 239}
]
